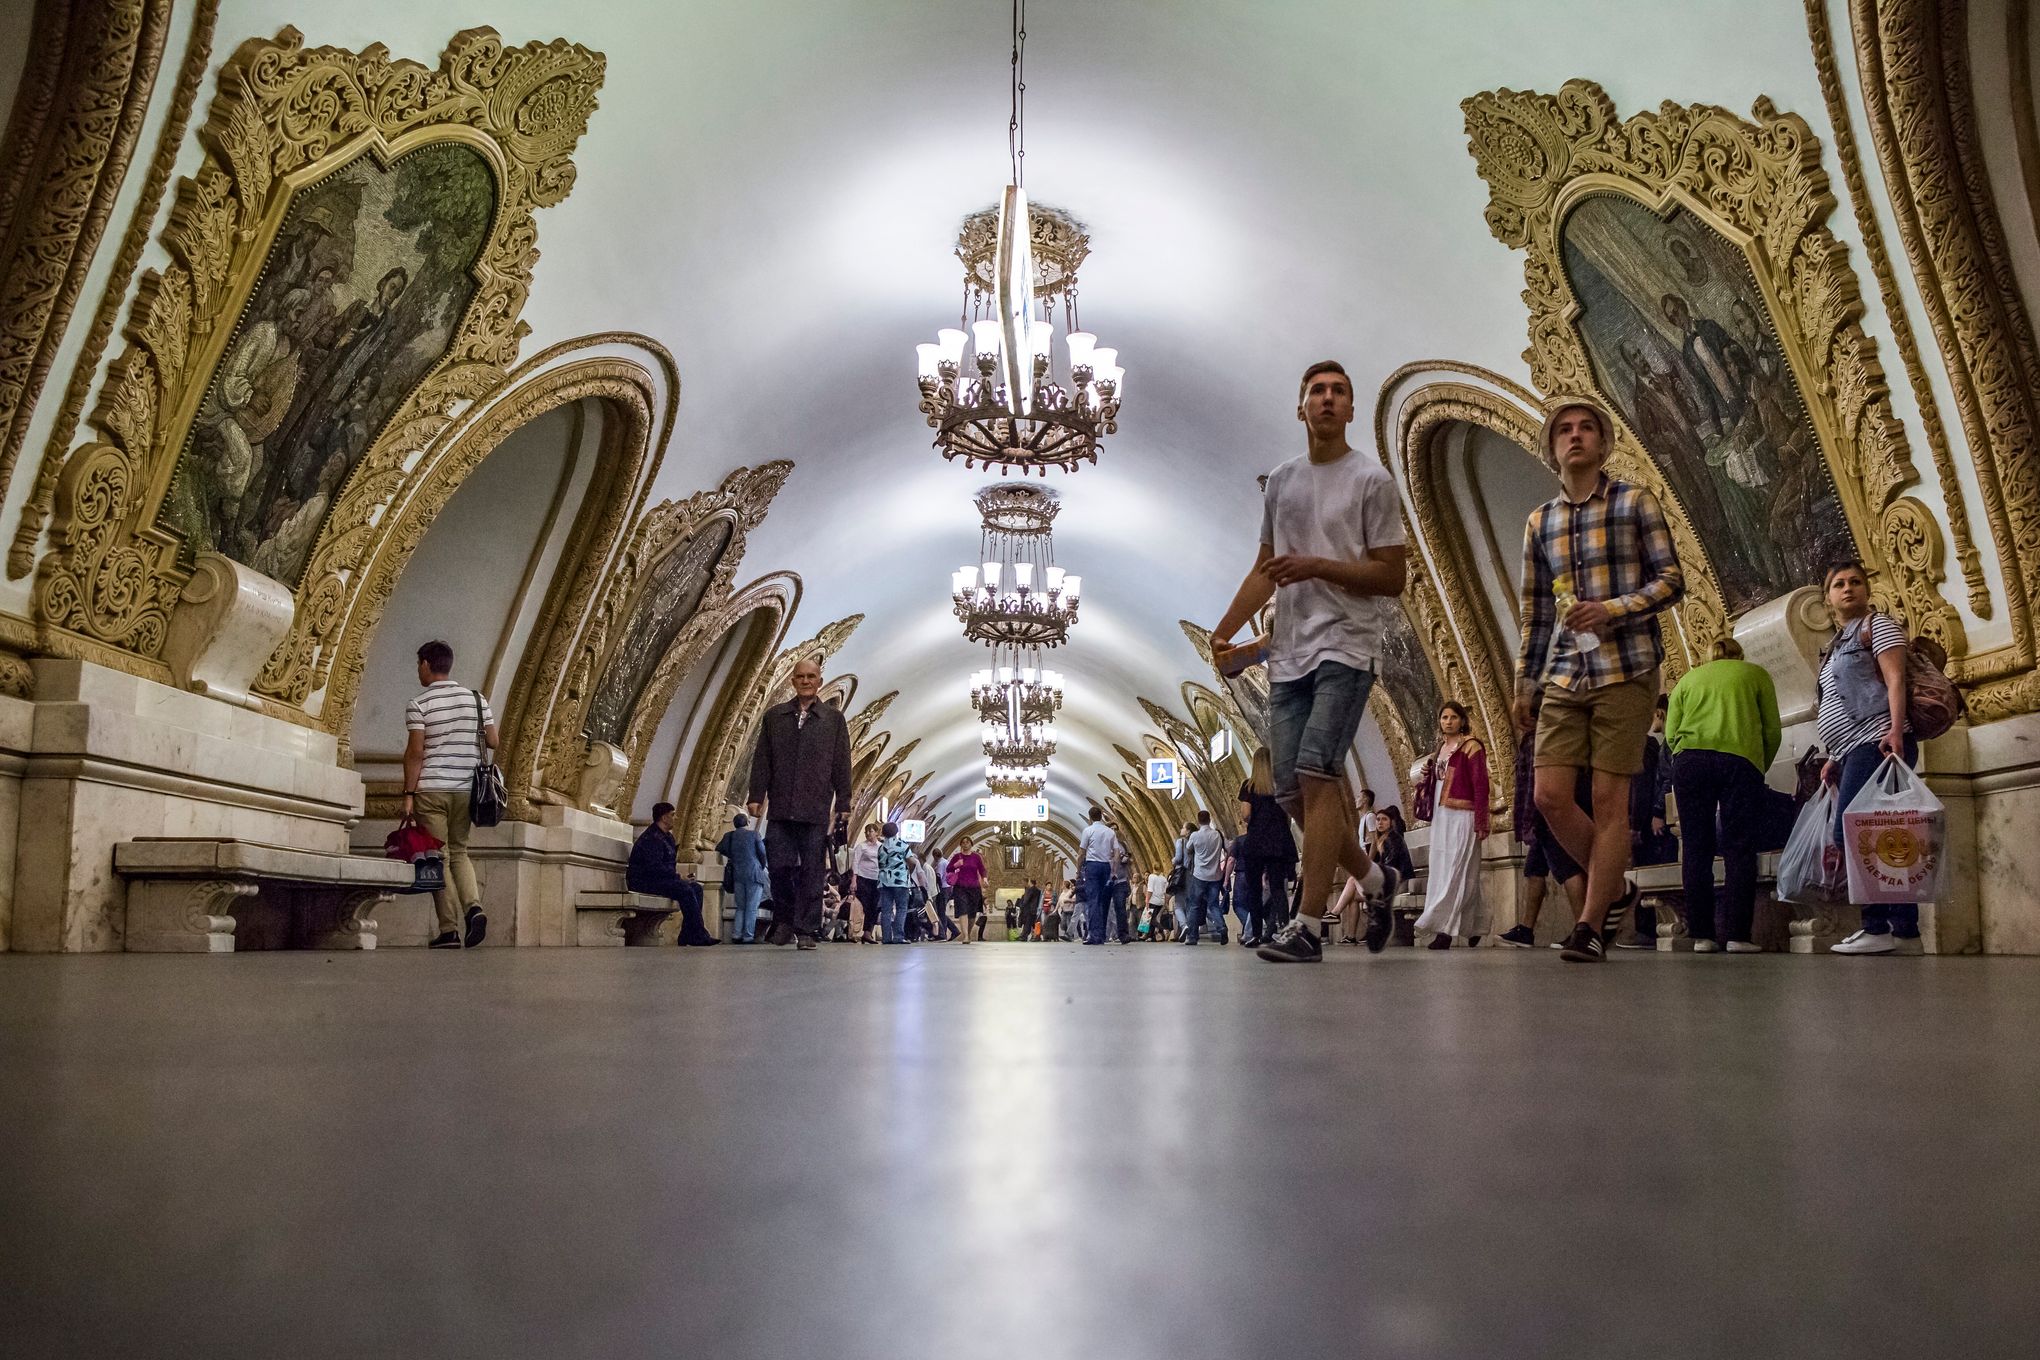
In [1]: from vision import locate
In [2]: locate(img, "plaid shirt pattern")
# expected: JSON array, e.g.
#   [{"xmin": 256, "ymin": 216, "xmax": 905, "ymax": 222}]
[{"xmin": 1516, "ymin": 475, "xmax": 1683, "ymax": 693}]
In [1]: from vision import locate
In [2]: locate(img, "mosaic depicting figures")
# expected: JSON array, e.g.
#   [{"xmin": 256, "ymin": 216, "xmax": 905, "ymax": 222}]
[
  {"xmin": 1559, "ymin": 194, "xmax": 1855, "ymax": 613},
  {"xmin": 1375, "ymin": 601, "xmax": 1445, "ymax": 763},
  {"xmin": 161, "ymin": 142, "xmax": 496, "ymax": 585},
  {"xmin": 583, "ymin": 522, "xmax": 735, "ymax": 746}
]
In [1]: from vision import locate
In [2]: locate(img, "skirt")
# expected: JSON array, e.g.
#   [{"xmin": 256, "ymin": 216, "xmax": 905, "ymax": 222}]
[{"xmin": 1414, "ymin": 803, "xmax": 1488, "ymax": 939}]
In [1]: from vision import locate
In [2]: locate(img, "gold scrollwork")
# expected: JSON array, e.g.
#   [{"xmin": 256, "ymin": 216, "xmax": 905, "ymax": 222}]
[
  {"xmin": 0, "ymin": 0, "xmax": 171, "ymax": 508},
  {"xmin": 1461, "ymin": 80, "xmax": 1962, "ymax": 667},
  {"xmin": 668, "ymin": 575, "xmax": 802, "ymax": 852},
  {"xmin": 1843, "ymin": 0, "xmax": 2040, "ymax": 719},
  {"xmin": 31, "ymin": 27, "xmax": 606, "ymax": 691}
]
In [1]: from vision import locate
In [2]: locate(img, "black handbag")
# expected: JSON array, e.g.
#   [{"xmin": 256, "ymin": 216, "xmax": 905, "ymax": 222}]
[{"xmin": 468, "ymin": 688, "xmax": 506, "ymax": 828}]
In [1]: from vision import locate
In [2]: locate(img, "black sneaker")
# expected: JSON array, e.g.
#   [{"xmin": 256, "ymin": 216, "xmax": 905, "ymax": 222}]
[
  {"xmin": 1559, "ymin": 923, "xmax": 1605, "ymax": 963},
  {"xmin": 1363, "ymin": 904, "xmax": 1392, "ymax": 954},
  {"xmin": 796, "ymin": 935, "xmax": 817, "ymax": 950},
  {"xmin": 1498, "ymin": 925, "xmax": 1535, "ymax": 948},
  {"xmin": 1612, "ymin": 937, "xmax": 1654, "ymax": 950},
  {"xmin": 768, "ymin": 920, "xmax": 795, "ymax": 947},
  {"xmin": 1604, "ymin": 880, "xmax": 1640, "ymax": 938},
  {"xmin": 428, "ymin": 931, "xmax": 461, "ymax": 949},
  {"xmin": 462, "ymin": 905, "xmax": 487, "ymax": 949},
  {"xmin": 1256, "ymin": 920, "xmax": 1323, "ymax": 963}
]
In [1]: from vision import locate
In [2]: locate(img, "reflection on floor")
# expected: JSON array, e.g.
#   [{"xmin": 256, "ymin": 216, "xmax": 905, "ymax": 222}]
[{"xmin": 2, "ymin": 946, "xmax": 2036, "ymax": 1358}]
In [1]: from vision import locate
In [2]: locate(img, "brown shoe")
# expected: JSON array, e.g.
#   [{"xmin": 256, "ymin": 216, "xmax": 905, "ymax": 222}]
[{"xmin": 796, "ymin": 935, "xmax": 817, "ymax": 950}]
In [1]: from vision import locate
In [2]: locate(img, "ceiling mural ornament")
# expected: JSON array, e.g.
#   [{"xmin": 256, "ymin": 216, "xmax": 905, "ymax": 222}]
[
  {"xmin": 11, "ymin": 0, "xmax": 221, "ymax": 583},
  {"xmin": 845, "ymin": 688, "xmax": 896, "ymax": 747},
  {"xmin": 30, "ymin": 26, "xmax": 606, "ymax": 694},
  {"xmin": 329, "ymin": 340, "xmax": 675, "ymax": 780},
  {"xmin": 1181, "ymin": 620, "xmax": 1269, "ymax": 746},
  {"xmin": 566, "ymin": 463, "xmax": 793, "ymax": 819},
  {"xmin": 0, "ymin": 0, "xmax": 171, "ymax": 512},
  {"xmin": 1136, "ymin": 696, "xmax": 1239, "ymax": 836},
  {"xmin": 1461, "ymin": 79, "xmax": 1961, "ymax": 673},
  {"xmin": 1833, "ymin": 0, "xmax": 2040, "ymax": 720}
]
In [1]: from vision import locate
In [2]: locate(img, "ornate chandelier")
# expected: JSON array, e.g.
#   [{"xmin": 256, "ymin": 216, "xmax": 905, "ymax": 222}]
[
  {"xmin": 984, "ymin": 724, "xmax": 1056, "ymax": 768},
  {"xmin": 986, "ymin": 768, "xmax": 1046, "ymax": 798},
  {"xmin": 951, "ymin": 484, "xmax": 1079, "ymax": 648},
  {"xmin": 970, "ymin": 652, "xmax": 1063, "ymax": 728},
  {"xmin": 913, "ymin": 1, "xmax": 1123, "ymax": 477}
]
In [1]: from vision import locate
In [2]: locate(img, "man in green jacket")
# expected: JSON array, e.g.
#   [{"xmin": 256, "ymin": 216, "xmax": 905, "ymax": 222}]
[{"xmin": 1663, "ymin": 636, "xmax": 1782, "ymax": 951}]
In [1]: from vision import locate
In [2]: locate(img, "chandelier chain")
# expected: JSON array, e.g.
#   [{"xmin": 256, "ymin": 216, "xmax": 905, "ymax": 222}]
[{"xmin": 1009, "ymin": 0, "xmax": 1026, "ymax": 188}]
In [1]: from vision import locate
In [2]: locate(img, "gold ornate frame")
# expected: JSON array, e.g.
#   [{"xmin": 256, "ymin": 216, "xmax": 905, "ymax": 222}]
[
  {"xmin": 327, "ymin": 338, "xmax": 676, "ymax": 776},
  {"xmin": 668, "ymin": 576, "xmax": 802, "ymax": 852},
  {"xmin": 1462, "ymin": 79, "xmax": 1960, "ymax": 665},
  {"xmin": 31, "ymin": 27, "xmax": 605, "ymax": 692},
  {"xmin": 0, "ymin": 0, "xmax": 171, "ymax": 505},
  {"xmin": 1826, "ymin": 0, "xmax": 2040, "ymax": 718}
]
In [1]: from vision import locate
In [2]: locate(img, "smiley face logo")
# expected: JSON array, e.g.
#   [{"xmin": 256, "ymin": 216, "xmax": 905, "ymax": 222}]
[{"xmin": 1873, "ymin": 827, "xmax": 1921, "ymax": 870}]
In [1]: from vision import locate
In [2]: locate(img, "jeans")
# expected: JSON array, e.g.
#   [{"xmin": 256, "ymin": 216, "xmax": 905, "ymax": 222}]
[
  {"xmin": 731, "ymin": 880, "xmax": 765, "ymax": 941},
  {"xmin": 1269, "ymin": 660, "xmax": 1377, "ymax": 809},
  {"xmin": 1832, "ymin": 736, "xmax": 1922, "ymax": 936},
  {"xmin": 878, "ymin": 883, "xmax": 910, "ymax": 943},
  {"xmin": 1081, "ymin": 861, "xmax": 1113, "ymax": 944},
  {"xmin": 1236, "ymin": 854, "xmax": 1293, "ymax": 940},
  {"xmin": 1184, "ymin": 877, "xmax": 1223, "ymax": 942},
  {"xmin": 1670, "ymin": 749, "xmax": 1763, "ymax": 944}
]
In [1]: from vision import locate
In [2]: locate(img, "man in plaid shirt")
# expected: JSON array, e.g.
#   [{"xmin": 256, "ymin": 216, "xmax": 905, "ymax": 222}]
[{"xmin": 1512, "ymin": 399, "xmax": 1684, "ymax": 963}]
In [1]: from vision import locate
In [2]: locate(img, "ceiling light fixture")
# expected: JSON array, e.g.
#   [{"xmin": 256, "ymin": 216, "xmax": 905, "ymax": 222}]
[
  {"xmin": 952, "ymin": 484, "xmax": 1079, "ymax": 649},
  {"xmin": 913, "ymin": 0, "xmax": 1123, "ymax": 476},
  {"xmin": 984, "ymin": 724, "xmax": 1056, "ymax": 768}
]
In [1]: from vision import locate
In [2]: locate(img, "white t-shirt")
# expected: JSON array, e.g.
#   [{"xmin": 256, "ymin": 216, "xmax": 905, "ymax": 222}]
[
  {"xmin": 1147, "ymin": 872, "xmax": 1168, "ymax": 901},
  {"xmin": 1079, "ymin": 822, "xmax": 1121, "ymax": 864},
  {"xmin": 1189, "ymin": 825, "xmax": 1225, "ymax": 882},
  {"xmin": 1259, "ymin": 447, "xmax": 1407, "ymax": 683}
]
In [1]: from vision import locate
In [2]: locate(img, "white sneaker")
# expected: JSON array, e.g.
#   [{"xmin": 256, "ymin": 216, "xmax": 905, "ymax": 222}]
[
  {"xmin": 1725, "ymin": 941, "xmax": 1763, "ymax": 954},
  {"xmin": 1692, "ymin": 939, "xmax": 1720, "ymax": 953},
  {"xmin": 1832, "ymin": 930, "xmax": 1897, "ymax": 955}
]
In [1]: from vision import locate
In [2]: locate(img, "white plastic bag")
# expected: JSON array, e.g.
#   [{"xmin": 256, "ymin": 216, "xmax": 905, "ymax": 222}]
[
  {"xmin": 1775, "ymin": 785, "xmax": 1846, "ymax": 906},
  {"xmin": 1842, "ymin": 756, "xmax": 1949, "ymax": 905}
]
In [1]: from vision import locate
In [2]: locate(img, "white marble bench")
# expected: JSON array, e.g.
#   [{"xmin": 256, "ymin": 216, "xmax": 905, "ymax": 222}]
[
  {"xmin": 575, "ymin": 890, "xmax": 678, "ymax": 947},
  {"xmin": 1634, "ymin": 851, "xmax": 1786, "ymax": 950},
  {"xmin": 114, "ymin": 838, "xmax": 415, "ymax": 953}
]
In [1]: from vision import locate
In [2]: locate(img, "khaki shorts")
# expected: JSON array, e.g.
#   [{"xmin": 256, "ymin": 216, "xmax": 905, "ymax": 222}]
[{"xmin": 1534, "ymin": 671, "xmax": 1659, "ymax": 776}]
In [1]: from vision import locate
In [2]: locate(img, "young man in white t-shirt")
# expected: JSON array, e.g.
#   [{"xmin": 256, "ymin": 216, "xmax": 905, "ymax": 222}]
[{"xmin": 1213, "ymin": 361, "xmax": 1408, "ymax": 963}]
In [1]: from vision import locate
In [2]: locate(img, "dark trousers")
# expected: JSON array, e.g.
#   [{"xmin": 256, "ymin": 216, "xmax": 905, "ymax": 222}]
[
  {"xmin": 931, "ymin": 889, "xmax": 957, "ymax": 938},
  {"xmin": 1237, "ymin": 853, "xmax": 1293, "ymax": 939},
  {"xmin": 1670, "ymin": 748, "xmax": 1764, "ymax": 944},
  {"xmin": 631, "ymin": 872, "xmax": 712, "ymax": 942},
  {"xmin": 1081, "ymin": 861, "xmax": 1113, "ymax": 944},
  {"xmin": 1832, "ymin": 737, "xmax": 1922, "ymax": 937},
  {"xmin": 1017, "ymin": 902, "xmax": 1039, "ymax": 939},
  {"xmin": 764, "ymin": 819, "xmax": 830, "ymax": 938},
  {"xmin": 853, "ymin": 875, "xmax": 880, "ymax": 934},
  {"xmin": 1108, "ymin": 880, "xmax": 1131, "ymax": 941}
]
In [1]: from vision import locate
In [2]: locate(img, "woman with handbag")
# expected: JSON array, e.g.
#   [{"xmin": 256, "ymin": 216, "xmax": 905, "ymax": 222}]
[
  {"xmin": 1413, "ymin": 702, "xmax": 1492, "ymax": 949},
  {"xmin": 1234, "ymin": 746, "xmax": 1299, "ymax": 949},
  {"xmin": 1816, "ymin": 560, "xmax": 1921, "ymax": 955}
]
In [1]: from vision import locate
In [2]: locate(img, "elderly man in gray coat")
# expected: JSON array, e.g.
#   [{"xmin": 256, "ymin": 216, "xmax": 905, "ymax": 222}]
[{"xmin": 746, "ymin": 657, "xmax": 853, "ymax": 950}]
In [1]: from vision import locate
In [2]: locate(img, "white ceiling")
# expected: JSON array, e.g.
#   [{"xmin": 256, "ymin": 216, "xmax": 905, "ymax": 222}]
[{"xmin": 214, "ymin": 0, "xmax": 1841, "ymax": 834}]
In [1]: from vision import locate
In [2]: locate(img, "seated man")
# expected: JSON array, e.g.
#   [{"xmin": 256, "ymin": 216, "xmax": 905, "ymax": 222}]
[{"xmin": 628, "ymin": 801, "xmax": 718, "ymax": 946}]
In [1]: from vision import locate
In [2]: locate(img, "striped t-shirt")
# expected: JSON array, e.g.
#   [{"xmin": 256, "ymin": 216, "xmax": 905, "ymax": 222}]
[
  {"xmin": 405, "ymin": 681, "xmax": 495, "ymax": 791},
  {"xmin": 1816, "ymin": 614, "xmax": 1908, "ymax": 760}
]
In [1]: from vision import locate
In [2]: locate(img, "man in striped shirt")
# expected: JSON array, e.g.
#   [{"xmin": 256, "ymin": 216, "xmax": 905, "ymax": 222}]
[
  {"xmin": 402, "ymin": 640, "xmax": 498, "ymax": 949},
  {"xmin": 1512, "ymin": 400, "xmax": 1684, "ymax": 963}
]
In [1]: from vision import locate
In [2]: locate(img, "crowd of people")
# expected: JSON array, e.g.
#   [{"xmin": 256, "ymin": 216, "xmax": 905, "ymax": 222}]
[{"xmin": 396, "ymin": 361, "xmax": 1941, "ymax": 961}]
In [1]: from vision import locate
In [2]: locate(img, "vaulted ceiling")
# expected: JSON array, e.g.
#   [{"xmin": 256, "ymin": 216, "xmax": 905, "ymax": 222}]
[{"xmin": 190, "ymin": 0, "xmax": 1839, "ymax": 837}]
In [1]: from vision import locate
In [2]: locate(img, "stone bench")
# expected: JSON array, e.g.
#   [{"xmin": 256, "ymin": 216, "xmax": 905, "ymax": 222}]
[
  {"xmin": 1634, "ymin": 851, "xmax": 1787, "ymax": 950},
  {"xmin": 576, "ymin": 890, "xmax": 679, "ymax": 946},
  {"xmin": 114, "ymin": 838, "xmax": 415, "ymax": 953}
]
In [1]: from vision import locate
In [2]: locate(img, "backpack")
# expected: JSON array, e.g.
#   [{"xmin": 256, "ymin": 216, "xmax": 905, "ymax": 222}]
[{"xmin": 1902, "ymin": 634, "xmax": 1963, "ymax": 741}]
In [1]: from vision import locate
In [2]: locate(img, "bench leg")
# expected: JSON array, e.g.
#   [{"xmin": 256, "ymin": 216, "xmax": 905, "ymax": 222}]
[
  {"xmin": 620, "ymin": 910, "xmax": 671, "ymax": 947},
  {"xmin": 126, "ymin": 880, "xmax": 255, "ymax": 952},
  {"xmin": 295, "ymin": 888, "xmax": 389, "ymax": 950}
]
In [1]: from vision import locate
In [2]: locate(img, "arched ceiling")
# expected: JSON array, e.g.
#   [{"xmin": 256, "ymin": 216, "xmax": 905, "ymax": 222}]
[{"xmin": 281, "ymin": 0, "xmax": 1840, "ymax": 825}]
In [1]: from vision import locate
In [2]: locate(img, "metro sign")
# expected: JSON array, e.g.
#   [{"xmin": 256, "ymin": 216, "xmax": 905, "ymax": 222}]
[
  {"xmin": 1146, "ymin": 757, "xmax": 1181, "ymax": 791},
  {"xmin": 976, "ymin": 797, "xmax": 1049, "ymax": 822}
]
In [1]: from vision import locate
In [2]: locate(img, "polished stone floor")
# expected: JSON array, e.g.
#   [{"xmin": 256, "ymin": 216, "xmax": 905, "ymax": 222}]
[{"xmin": 2, "ymin": 943, "xmax": 2037, "ymax": 1359}]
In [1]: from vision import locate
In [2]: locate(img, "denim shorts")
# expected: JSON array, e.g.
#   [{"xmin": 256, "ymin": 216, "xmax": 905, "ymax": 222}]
[{"xmin": 1269, "ymin": 660, "xmax": 1376, "ymax": 809}]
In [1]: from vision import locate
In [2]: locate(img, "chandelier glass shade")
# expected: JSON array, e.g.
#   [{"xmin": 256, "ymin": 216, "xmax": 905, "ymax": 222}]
[{"xmin": 985, "ymin": 768, "xmax": 1046, "ymax": 797}]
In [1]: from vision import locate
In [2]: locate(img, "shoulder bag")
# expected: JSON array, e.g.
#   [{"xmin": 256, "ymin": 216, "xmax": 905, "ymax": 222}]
[{"xmin": 469, "ymin": 688, "xmax": 506, "ymax": 828}]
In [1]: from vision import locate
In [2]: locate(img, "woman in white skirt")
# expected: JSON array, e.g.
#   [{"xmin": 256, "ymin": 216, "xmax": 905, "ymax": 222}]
[{"xmin": 1414, "ymin": 701, "xmax": 1493, "ymax": 949}]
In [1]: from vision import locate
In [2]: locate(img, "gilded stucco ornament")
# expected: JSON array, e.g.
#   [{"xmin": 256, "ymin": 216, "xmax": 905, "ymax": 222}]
[
  {"xmin": 555, "ymin": 462, "xmax": 793, "ymax": 817},
  {"xmin": 32, "ymin": 27, "xmax": 605, "ymax": 692},
  {"xmin": 668, "ymin": 575, "xmax": 802, "ymax": 852},
  {"xmin": 1837, "ymin": 0, "xmax": 2040, "ymax": 720},
  {"xmin": 0, "ymin": 0, "xmax": 170, "ymax": 507},
  {"xmin": 1461, "ymin": 80, "xmax": 1961, "ymax": 670}
]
